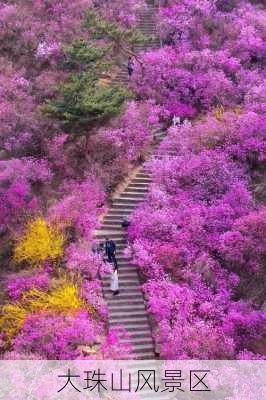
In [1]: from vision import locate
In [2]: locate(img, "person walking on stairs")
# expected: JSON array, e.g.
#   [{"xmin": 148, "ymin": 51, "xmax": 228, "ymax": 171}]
[
  {"xmin": 105, "ymin": 237, "xmax": 118, "ymax": 268},
  {"xmin": 110, "ymin": 263, "xmax": 119, "ymax": 296},
  {"xmin": 127, "ymin": 56, "xmax": 134, "ymax": 77}
]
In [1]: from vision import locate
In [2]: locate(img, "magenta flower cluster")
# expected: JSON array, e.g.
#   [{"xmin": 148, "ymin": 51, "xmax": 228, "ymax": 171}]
[
  {"xmin": 7, "ymin": 271, "xmax": 50, "ymax": 300},
  {"xmin": 127, "ymin": 0, "xmax": 266, "ymax": 360}
]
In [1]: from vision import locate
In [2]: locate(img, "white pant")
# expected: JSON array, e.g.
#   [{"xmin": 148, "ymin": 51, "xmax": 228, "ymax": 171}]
[{"xmin": 110, "ymin": 270, "xmax": 119, "ymax": 291}]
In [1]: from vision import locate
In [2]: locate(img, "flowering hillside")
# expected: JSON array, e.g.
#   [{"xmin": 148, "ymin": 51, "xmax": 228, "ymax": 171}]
[
  {"xmin": 0, "ymin": 0, "xmax": 265, "ymax": 360},
  {"xmin": 0, "ymin": 0, "xmax": 146, "ymax": 359},
  {"xmin": 127, "ymin": 0, "xmax": 266, "ymax": 359}
]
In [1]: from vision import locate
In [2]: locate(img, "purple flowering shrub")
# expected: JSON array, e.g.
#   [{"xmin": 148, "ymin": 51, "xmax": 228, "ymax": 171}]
[
  {"xmin": 10, "ymin": 311, "xmax": 132, "ymax": 360},
  {"xmin": 81, "ymin": 281, "xmax": 109, "ymax": 320},
  {"xmin": 98, "ymin": 0, "xmax": 146, "ymax": 28},
  {"xmin": 7, "ymin": 271, "xmax": 50, "ymax": 301},
  {"xmin": 48, "ymin": 177, "xmax": 105, "ymax": 240},
  {"xmin": 130, "ymin": 48, "xmax": 240, "ymax": 118},
  {"xmin": 101, "ymin": 100, "xmax": 162, "ymax": 162},
  {"xmin": 144, "ymin": 279, "xmax": 265, "ymax": 359},
  {"xmin": 128, "ymin": 122, "xmax": 265, "ymax": 358},
  {"xmin": 0, "ymin": 158, "xmax": 53, "ymax": 233},
  {"xmin": 1, "ymin": 0, "xmax": 265, "ymax": 361},
  {"xmin": 12, "ymin": 311, "xmax": 103, "ymax": 359},
  {"xmin": 127, "ymin": 0, "xmax": 266, "ymax": 359},
  {"xmin": 219, "ymin": 207, "xmax": 266, "ymax": 273}
]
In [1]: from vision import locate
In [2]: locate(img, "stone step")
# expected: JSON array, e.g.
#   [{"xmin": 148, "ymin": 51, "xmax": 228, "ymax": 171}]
[
  {"xmin": 101, "ymin": 222, "xmax": 126, "ymax": 228},
  {"xmin": 135, "ymin": 43, "xmax": 160, "ymax": 47},
  {"xmin": 113, "ymin": 265, "xmax": 138, "ymax": 272},
  {"xmin": 111, "ymin": 201, "xmax": 143, "ymax": 209},
  {"xmin": 103, "ymin": 280, "xmax": 141, "ymax": 288},
  {"xmin": 107, "ymin": 209, "xmax": 134, "ymax": 216},
  {"xmin": 126, "ymin": 330, "xmax": 152, "ymax": 339},
  {"xmin": 106, "ymin": 273, "xmax": 140, "ymax": 285},
  {"xmin": 126, "ymin": 182, "xmax": 150, "ymax": 189},
  {"xmin": 105, "ymin": 292, "xmax": 144, "ymax": 301},
  {"xmin": 125, "ymin": 186, "xmax": 149, "ymax": 193},
  {"xmin": 107, "ymin": 294, "xmax": 144, "ymax": 305},
  {"xmin": 114, "ymin": 194, "xmax": 146, "ymax": 201},
  {"xmin": 110, "ymin": 310, "xmax": 149, "ymax": 320},
  {"xmin": 105, "ymin": 284, "xmax": 143, "ymax": 292},
  {"xmin": 135, "ymin": 353, "xmax": 155, "ymax": 360},
  {"xmin": 101, "ymin": 223, "xmax": 125, "ymax": 229},
  {"xmin": 137, "ymin": 23, "xmax": 157, "ymax": 27},
  {"xmin": 133, "ymin": 344, "xmax": 154, "ymax": 354},
  {"xmin": 131, "ymin": 174, "xmax": 151, "ymax": 179},
  {"xmin": 107, "ymin": 252, "xmax": 127, "ymax": 259},
  {"xmin": 110, "ymin": 317, "xmax": 149, "ymax": 326},
  {"xmin": 104, "ymin": 273, "xmax": 139, "ymax": 282},
  {"xmin": 113, "ymin": 267, "xmax": 139, "ymax": 274},
  {"xmin": 110, "ymin": 203, "xmax": 136, "ymax": 210},
  {"xmin": 102, "ymin": 216, "xmax": 128, "ymax": 221},
  {"xmin": 119, "ymin": 192, "xmax": 146, "ymax": 199},
  {"xmin": 103, "ymin": 277, "xmax": 139, "ymax": 285},
  {"xmin": 97, "ymin": 236, "xmax": 126, "ymax": 243},
  {"xmin": 137, "ymin": 22, "xmax": 157, "ymax": 25},
  {"xmin": 110, "ymin": 319, "xmax": 149, "ymax": 328},
  {"xmin": 138, "ymin": 30, "xmax": 157, "ymax": 34},
  {"xmin": 122, "ymin": 338, "xmax": 153, "ymax": 347},
  {"xmin": 100, "ymin": 224, "xmax": 125, "ymax": 230},
  {"xmin": 109, "ymin": 303, "xmax": 145, "ymax": 312},
  {"xmin": 95, "ymin": 232, "xmax": 124, "ymax": 239},
  {"xmin": 131, "ymin": 175, "xmax": 151, "ymax": 181},
  {"xmin": 112, "ymin": 255, "xmax": 132, "ymax": 260},
  {"xmin": 103, "ymin": 270, "xmax": 139, "ymax": 278},
  {"xmin": 112, "ymin": 322, "xmax": 150, "ymax": 332},
  {"xmin": 103, "ymin": 215, "xmax": 125, "ymax": 220},
  {"xmin": 115, "ymin": 264, "xmax": 135, "ymax": 270},
  {"xmin": 101, "ymin": 247, "xmax": 127, "ymax": 255}
]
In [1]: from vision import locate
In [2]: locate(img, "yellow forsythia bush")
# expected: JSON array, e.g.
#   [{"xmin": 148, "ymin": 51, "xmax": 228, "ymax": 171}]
[
  {"xmin": 0, "ymin": 304, "xmax": 26, "ymax": 340},
  {"xmin": 0, "ymin": 283, "xmax": 93, "ymax": 342},
  {"xmin": 14, "ymin": 217, "xmax": 65, "ymax": 266},
  {"xmin": 23, "ymin": 283, "xmax": 88, "ymax": 315}
]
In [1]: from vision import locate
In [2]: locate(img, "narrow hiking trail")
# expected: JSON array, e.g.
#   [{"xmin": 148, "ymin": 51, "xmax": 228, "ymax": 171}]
[
  {"xmin": 113, "ymin": 0, "xmax": 160, "ymax": 86},
  {"xmin": 94, "ymin": 1, "xmax": 164, "ymax": 360},
  {"xmin": 95, "ymin": 132, "xmax": 165, "ymax": 360}
]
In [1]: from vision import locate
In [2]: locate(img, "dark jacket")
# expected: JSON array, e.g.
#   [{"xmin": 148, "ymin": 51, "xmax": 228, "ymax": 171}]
[{"xmin": 105, "ymin": 240, "xmax": 116, "ymax": 256}]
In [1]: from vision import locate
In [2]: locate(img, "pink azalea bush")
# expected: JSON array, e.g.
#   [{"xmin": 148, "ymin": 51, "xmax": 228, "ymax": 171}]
[
  {"xmin": 12, "ymin": 311, "xmax": 104, "ymax": 359},
  {"xmin": 1, "ymin": 0, "xmax": 265, "ymax": 361},
  {"xmin": 98, "ymin": 0, "xmax": 146, "ymax": 27},
  {"xmin": 126, "ymin": 0, "xmax": 266, "ymax": 360},
  {"xmin": 0, "ymin": 0, "xmax": 147, "ymax": 361},
  {"xmin": 11, "ymin": 311, "xmax": 132, "ymax": 360},
  {"xmin": 81, "ymin": 280, "xmax": 109, "ymax": 319},
  {"xmin": 48, "ymin": 177, "xmax": 105, "ymax": 240},
  {"xmin": 101, "ymin": 100, "xmax": 162, "ymax": 162},
  {"xmin": 66, "ymin": 243, "xmax": 110, "ymax": 279},
  {"xmin": 0, "ymin": 158, "xmax": 52, "ymax": 233},
  {"xmin": 128, "ymin": 115, "xmax": 265, "ymax": 358},
  {"xmin": 130, "ymin": 47, "xmax": 240, "ymax": 117},
  {"xmin": 143, "ymin": 279, "xmax": 265, "ymax": 359},
  {"xmin": 7, "ymin": 271, "xmax": 50, "ymax": 300}
]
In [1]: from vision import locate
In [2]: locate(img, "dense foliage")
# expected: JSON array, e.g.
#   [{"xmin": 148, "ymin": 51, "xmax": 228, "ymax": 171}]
[
  {"xmin": 0, "ymin": 0, "xmax": 265, "ymax": 360},
  {"xmin": 0, "ymin": 0, "xmax": 145, "ymax": 359},
  {"xmin": 127, "ymin": 0, "xmax": 266, "ymax": 359}
]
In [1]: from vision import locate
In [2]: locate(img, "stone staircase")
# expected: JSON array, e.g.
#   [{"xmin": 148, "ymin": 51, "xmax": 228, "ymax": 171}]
[
  {"xmin": 93, "ymin": 0, "xmax": 163, "ymax": 360},
  {"xmin": 113, "ymin": 0, "xmax": 160, "ymax": 86},
  {"xmin": 94, "ymin": 132, "xmax": 165, "ymax": 359}
]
